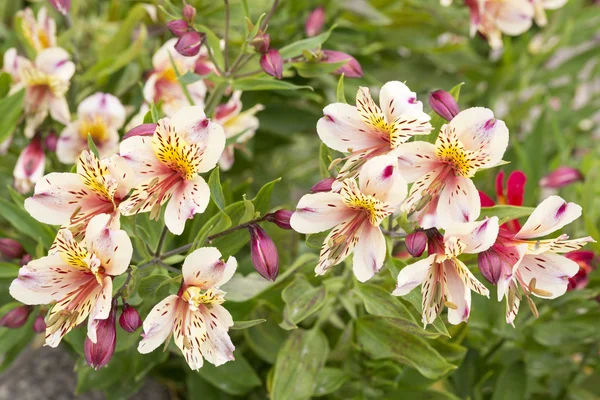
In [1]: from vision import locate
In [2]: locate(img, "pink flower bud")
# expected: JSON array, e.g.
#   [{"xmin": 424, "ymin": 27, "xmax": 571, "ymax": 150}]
[
  {"xmin": 0, "ymin": 305, "xmax": 31, "ymax": 328},
  {"xmin": 267, "ymin": 210, "xmax": 293, "ymax": 230},
  {"xmin": 0, "ymin": 238, "xmax": 25, "ymax": 259},
  {"xmin": 48, "ymin": 0, "xmax": 71, "ymax": 15},
  {"xmin": 250, "ymin": 33, "xmax": 271, "ymax": 55},
  {"xmin": 260, "ymin": 49, "xmax": 283, "ymax": 79},
  {"xmin": 305, "ymin": 7, "xmax": 326, "ymax": 37},
  {"xmin": 249, "ymin": 225, "xmax": 279, "ymax": 281},
  {"xmin": 123, "ymin": 123, "xmax": 157, "ymax": 140},
  {"xmin": 119, "ymin": 304, "xmax": 142, "ymax": 333},
  {"xmin": 20, "ymin": 254, "xmax": 33, "ymax": 266},
  {"xmin": 84, "ymin": 302, "xmax": 117, "ymax": 370},
  {"xmin": 168, "ymin": 19, "xmax": 189, "ymax": 37},
  {"xmin": 429, "ymin": 90, "xmax": 459, "ymax": 121},
  {"xmin": 175, "ymin": 30, "xmax": 205, "ymax": 57},
  {"xmin": 33, "ymin": 315, "xmax": 46, "ymax": 333},
  {"xmin": 44, "ymin": 131, "xmax": 58, "ymax": 152},
  {"xmin": 311, "ymin": 177, "xmax": 335, "ymax": 193},
  {"xmin": 566, "ymin": 250, "xmax": 596, "ymax": 291},
  {"xmin": 405, "ymin": 230, "xmax": 427, "ymax": 257},
  {"xmin": 182, "ymin": 4, "xmax": 196, "ymax": 23},
  {"xmin": 13, "ymin": 135, "xmax": 45, "ymax": 194},
  {"xmin": 477, "ymin": 248, "xmax": 511, "ymax": 285},
  {"xmin": 539, "ymin": 167, "xmax": 584, "ymax": 189},
  {"xmin": 321, "ymin": 50, "xmax": 363, "ymax": 78}
]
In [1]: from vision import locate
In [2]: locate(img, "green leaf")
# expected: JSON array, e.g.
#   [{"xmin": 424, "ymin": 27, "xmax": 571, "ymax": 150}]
[
  {"xmin": 0, "ymin": 198, "xmax": 55, "ymax": 248},
  {"xmin": 186, "ymin": 372, "xmax": 237, "ymax": 400},
  {"xmin": 319, "ymin": 143, "xmax": 331, "ymax": 178},
  {"xmin": 491, "ymin": 361, "xmax": 527, "ymax": 400},
  {"xmin": 280, "ymin": 275, "xmax": 327, "ymax": 330},
  {"xmin": 401, "ymin": 289, "xmax": 450, "ymax": 337},
  {"xmin": 244, "ymin": 302, "xmax": 288, "ymax": 364},
  {"xmin": 137, "ymin": 273, "xmax": 172, "ymax": 299},
  {"xmin": 0, "ymin": 72, "xmax": 12, "ymax": 98},
  {"xmin": 313, "ymin": 367, "xmax": 349, "ymax": 397},
  {"xmin": 208, "ymin": 167, "xmax": 228, "ymax": 213},
  {"xmin": 271, "ymin": 329, "xmax": 329, "ymax": 400},
  {"xmin": 306, "ymin": 232, "xmax": 327, "ymax": 249},
  {"xmin": 425, "ymin": 82, "xmax": 463, "ymax": 144},
  {"xmin": 336, "ymin": 74, "xmax": 346, "ymax": 103},
  {"xmin": 196, "ymin": 24, "xmax": 225, "ymax": 71},
  {"xmin": 221, "ymin": 272, "xmax": 274, "ymax": 302},
  {"xmin": 233, "ymin": 78, "xmax": 313, "ymax": 92},
  {"xmin": 354, "ymin": 283, "xmax": 416, "ymax": 322},
  {"xmin": 533, "ymin": 311, "xmax": 600, "ymax": 346},
  {"xmin": 480, "ymin": 205, "xmax": 535, "ymax": 225},
  {"xmin": 99, "ymin": 4, "xmax": 149, "ymax": 58},
  {"xmin": 178, "ymin": 71, "xmax": 205, "ymax": 85},
  {"xmin": 292, "ymin": 60, "xmax": 347, "ymax": 78},
  {"xmin": 142, "ymin": 109, "xmax": 153, "ymax": 124},
  {"xmin": 87, "ymin": 134, "xmax": 101, "ymax": 158},
  {"xmin": 0, "ymin": 262, "xmax": 19, "ymax": 278},
  {"xmin": 196, "ymin": 350, "xmax": 261, "ymax": 396},
  {"xmin": 355, "ymin": 316, "xmax": 456, "ymax": 379},
  {"xmin": 0, "ymin": 89, "xmax": 25, "ymax": 143},
  {"xmin": 279, "ymin": 27, "xmax": 335, "ymax": 59},
  {"xmin": 251, "ymin": 177, "xmax": 280, "ymax": 215},
  {"xmin": 231, "ymin": 319, "xmax": 267, "ymax": 330}
]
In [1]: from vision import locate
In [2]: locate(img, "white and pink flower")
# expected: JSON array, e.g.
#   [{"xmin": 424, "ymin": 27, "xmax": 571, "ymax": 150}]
[
  {"xmin": 291, "ymin": 155, "xmax": 407, "ymax": 282},
  {"xmin": 393, "ymin": 218, "xmax": 498, "ymax": 326},
  {"xmin": 56, "ymin": 92, "xmax": 126, "ymax": 164},
  {"xmin": 9, "ymin": 213, "xmax": 132, "ymax": 347},
  {"xmin": 13, "ymin": 135, "xmax": 45, "ymax": 194},
  {"xmin": 119, "ymin": 105, "xmax": 225, "ymax": 235},
  {"xmin": 214, "ymin": 91, "xmax": 264, "ymax": 171},
  {"xmin": 316, "ymin": 81, "xmax": 432, "ymax": 183},
  {"xmin": 478, "ymin": 196, "xmax": 595, "ymax": 325},
  {"xmin": 138, "ymin": 247, "xmax": 236, "ymax": 370},
  {"xmin": 25, "ymin": 150, "xmax": 133, "ymax": 235},
  {"xmin": 397, "ymin": 107, "xmax": 509, "ymax": 229},
  {"xmin": 19, "ymin": 7, "xmax": 57, "ymax": 53}
]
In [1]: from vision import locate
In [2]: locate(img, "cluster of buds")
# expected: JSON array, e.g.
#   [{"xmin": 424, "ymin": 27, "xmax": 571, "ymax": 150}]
[{"xmin": 168, "ymin": 4, "xmax": 205, "ymax": 57}]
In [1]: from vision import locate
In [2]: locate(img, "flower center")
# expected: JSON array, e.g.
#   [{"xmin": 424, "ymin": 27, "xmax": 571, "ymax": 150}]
[
  {"xmin": 340, "ymin": 179, "xmax": 393, "ymax": 226},
  {"xmin": 153, "ymin": 120, "xmax": 202, "ymax": 180},
  {"xmin": 20, "ymin": 66, "xmax": 68, "ymax": 97},
  {"xmin": 79, "ymin": 116, "xmax": 108, "ymax": 142},
  {"xmin": 182, "ymin": 286, "xmax": 225, "ymax": 311},
  {"xmin": 435, "ymin": 128, "xmax": 479, "ymax": 177}
]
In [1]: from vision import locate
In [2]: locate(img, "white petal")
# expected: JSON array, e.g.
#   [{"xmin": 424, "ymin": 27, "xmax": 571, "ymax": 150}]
[
  {"xmin": 379, "ymin": 81, "xmax": 430, "ymax": 122},
  {"xmin": 49, "ymin": 95, "xmax": 71, "ymax": 125},
  {"xmin": 198, "ymin": 304, "xmax": 235, "ymax": 366},
  {"xmin": 352, "ymin": 224, "xmax": 386, "ymax": 282},
  {"xmin": 517, "ymin": 253, "xmax": 579, "ymax": 299},
  {"xmin": 35, "ymin": 47, "xmax": 75, "ymax": 81},
  {"xmin": 290, "ymin": 192, "xmax": 354, "ymax": 234},
  {"xmin": 400, "ymin": 165, "xmax": 446, "ymax": 216},
  {"xmin": 86, "ymin": 276, "xmax": 113, "ymax": 343},
  {"xmin": 454, "ymin": 258, "xmax": 490, "ymax": 297},
  {"xmin": 444, "ymin": 217, "xmax": 499, "ymax": 256},
  {"xmin": 515, "ymin": 196, "xmax": 582, "ymax": 239},
  {"xmin": 138, "ymin": 295, "xmax": 179, "ymax": 354},
  {"xmin": 495, "ymin": 0, "xmax": 534, "ymax": 36},
  {"xmin": 543, "ymin": 0, "xmax": 567, "ymax": 9},
  {"xmin": 435, "ymin": 175, "xmax": 480, "ymax": 229},
  {"xmin": 395, "ymin": 141, "xmax": 440, "ymax": 183},
  {"xmin": 358, "ymin": 155, "xmax": 407, "ymax": 206},
  {"xmin": 119, "ymin": 136, "xmax": 169, "ymax": 181},
  {"xmin": 56, "ymin": 123, "xmax": 85, "ymax": 164},
  {"xmin": 393, "ymin": 254, "xmax": 436, "ymax": 296},
  {"xmin": 164, "ymin": 176, "xmax": 210, "ymax": 235},
  {"xmin": 85, "ymin": 213, "xmax": 132, "ymax": 276},
  {"xmin": 445, "ymin": 261, "xmax": 471, "ymax": 325},
  {"xmin": 182, "ymin": 247, "xmax": 237, "ymax": 289},
  {"xmin": 78, "ymin": 92, "xmax": 126, "ymax": 130},
  {"xmin": 316, "ymin": 103, "xmax": 384, "ymax": 153}
]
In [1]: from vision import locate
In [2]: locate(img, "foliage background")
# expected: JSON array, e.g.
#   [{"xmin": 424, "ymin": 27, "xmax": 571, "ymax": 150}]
[{"xmin": 0, "ymin": 0, "xmax": 599, "ymax": 399}]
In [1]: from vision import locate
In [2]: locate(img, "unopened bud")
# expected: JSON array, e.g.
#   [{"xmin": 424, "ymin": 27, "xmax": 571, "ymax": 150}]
[
  {"xmin": 249, "ymin": 225, "xmax": 279, "ymax": 281},
  {"xmin": 48, "ymin": 0, "xmax": 71, "ymax": 15},
  {"xmin": 425, "ymin": 228, "xmax": 445, "ymax": 256},
  {"xmin": 267, "ymin": 210, "xmax": 293, "ymax": 230},
  {"xmin": 13, "ymin": 135, "xmax": 45, "ymax": 194},
  {"xmin": 477, "ymin": 248, "xmax": 505, "ymax": 285},
  {"xmin": 168, "ymin": 19, "xmax": 189, "ymax": 37},
  {"xmin": 119, "ymin": 304, "xmax": 142, "ymax": 333},
  {"xmin": 20, "ymin": 254, "xmax": 33, "ymax": 266},
  {"xmin": 123, "ymin": 123, "xmax": 157, "ymax": 140},
  {"xmin": 182, "ymin": 4, "xmax": 196, "ymax": 23},
  {"xmin": 33, "ymin": 314, "xmax": 46, "ymax": 333},
  {"xmin": 84, "ymin": 302, "xmax": 117, "ymax": 370},
  {"xmin": 44, "ymin": 131, "xmax": 58, "ymax": 152},
  {"xmin": 539, "ymin": 167, "xmax": 584, "ymax": 189},
  {"xmin": 405, "ymin": 230, "xmax": 427, "ymax": 257},
  {"xmin": 305, "ymin": 7, "xmax": 326, "ymax": 37},
  {"xmin": 429, "ymin": 90, "xmax": 459, "ymax": 121},
  {"xmin": 0, "ymin": 305, "xmax": 31, "ymax": 328},
  {"xmin": 0, "ymin": 238, "xmax": 25, "ymax": 259},
  {"xmin": 311, "ymin": 177, "xmax": 335, "ymax": 193},
  {"xmin": 260, "ymin": 49, "xmax": 283, "ymax": 79},
  {"xmin": 250, "ymin": 33, "xmax": 271, "ymax": 55},
  {"xmin": 175, "ymin": 30, "xmax": 205, "ymax": 57},
  {"xmin": 321, "ymin": 50, "xmax": 363, "ymax": 78}
]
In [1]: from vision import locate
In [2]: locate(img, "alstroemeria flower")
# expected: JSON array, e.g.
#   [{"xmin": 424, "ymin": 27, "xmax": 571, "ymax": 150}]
[
  {"xmin": 531, "ymin": 0, "xmax": 568, "ymax": 27},
  {"xmin": 11, "ymin": 47, "xmax": 74, "ymax": 138},
  {"xmin": 397, "ymin": 107, "xmax": 509, "ymax": 229},
  {"xmin": 479, "ymin": 170, "xmax": 527, "ymax": 232},
  {"xmin": 316, "ymin": 81, "xmax": 432, "ymax": 183},
  {"xmin": 138, "ymin": 247, "xmax": 236, "ymax": 370},
  {"xmin": 393, "ymin": 219, "xmax": 497, "ymax": 326},
  {"xmin": 3, "ymin": 48, "xmax": 29, "ymax": 85},
  {"xmin": 56, "ymin": 92, "xmax": 126, "ymax": 164},
  {"xmin": 9, "ymin": 213, "xmax": 132, "ymax": 347},
  {"xmin": 566, "ymin": 250, "xmax": 597, "ymax": 291},
  {"xmin": 479, "ymin": 196, "xmax": 595, "ymax": 325},
  {"xmin": 127, "ymin": 39, "xmax": 207, "ymax": 130},
  {"xmin": 214, "ymin": 91, "xmax": 264, "ymax": 171},
  {"xmin": 25, "ymin": 150, "xmax": 133, "ymax": 235},
  {"xmin": 13, "ymin": 135, "xmax": 45, "ymax": 194},
  {"xmin": 291, "ymin": 156, "xmax": 407, "ymax": 282},
  {"xmin": 469, "ymin": 0, "xmax": 535, "ymax": 50},
  {"xmin": 119, "ymin": 106, "xmax": 225, "ymax": 235},
  {"xmin": 19, "ymin": 7, "xmax": 57, "ymax": 53}
]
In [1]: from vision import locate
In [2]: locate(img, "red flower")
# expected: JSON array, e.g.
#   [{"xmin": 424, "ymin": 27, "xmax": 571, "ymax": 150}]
[{"xmin": 479, "ymin": 170, "xmax": 527, "ymax": 232}]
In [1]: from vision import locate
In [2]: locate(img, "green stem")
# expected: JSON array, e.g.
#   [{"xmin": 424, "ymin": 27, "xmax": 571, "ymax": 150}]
[
  {"xmin": 223, "ymin": 0, "xmax": 230, "ymax": 72},
  {"xmin": 204, "ymin": 42, "xmax": 225, "ymax": 76},
  {"xmin": 168, "ymin": 52, "xmax": 195, "ymax": 105},
  {"xmin": 204, "ymin": 81, "xmax": 228, "ymax": 117},
  {"xmin": 155, "ymin": 226, "xmax": 169, "ymax": 256}
]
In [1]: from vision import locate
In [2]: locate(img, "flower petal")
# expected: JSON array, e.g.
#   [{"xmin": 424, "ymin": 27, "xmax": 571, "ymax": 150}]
[
  {"xmin": 78, "ymin": 92, "xmax": 126, "ymax": 130},
  {"xmin": 174, "ymin": 307, "xmax": 205, "ymax": 370},
  {"xmin": 393, "ymin": 254, "xmax": 435, "ymax": 296},
  {"xmin": 395, "ymin": 141, "xmax": 440, "ymax": 183},
  {"xmin": 86, "ymin": 276, "xmax": 113, "ymax": 343},
  {"xmin": 444, "ymin": 217, "xmax": 500, "ymax": 256},
  {"xmin": 358, "ymin": 155, "xmax": 407, "ymax": 206},
  {"xmin": 138, "ymin": 295, "xmax": 179, "ymax": 354},
  {"xmin": 85, "ymin": 213, "xmax": 132, "ymax": 276},
  {"xmin": 198, "ymin": 304, "xmax": 235, "ymax": 366},
  {"xmin": 515, "ymin": 196, "xmax": 582, "ymax": 239},
  {"xmin": 454, "ymin": 258, "xmax": 490, "ymax": 297},
  {"xmin": 290, "ymin": 192, "xmax": 354, "ymax": 234},
  {"xmin": 445, "ymin": 261, "xmax": 471, "ymax": 325},
  {"xmin": 352, "ymin": 224, "xmax": 386, "ymax": 282},
  {"xmin": 436, "ymin": 175, "xmax": 481, "ymax": 229},
  {"xmin": 56, "ymin": 122, "xmax": 85, "ymax": 164},
  {"xmin": 379, "ymin": 81, "xmax": 429, "ymax": 122},
  {"xmin": 401, "ymin": 165, "xmax": 446, "ymax": 216},
  {"xmin": 119, "ymin": 135, "xmax": 170, "ymax": 181},
  {"xmin": 49, "ymin": 95, "xmax": 71, "ymax": 125},
  {"xmin": 164, "ymin": 176, "xmax": 210, "ymax": 235},
  {"xmin": 36, "ymin": 47, "xmax": 75, "ymax": 81},
  {"xmin": 494, "ymin": 0, "xmax": 534, "ymax": 36},
  {"xmin": 182, "ymin": 247, "xmax": 237, "ymax": 289},
  {"xmin": 517, "ymin": 253, "xmax": 579, "ymax": 299}
]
